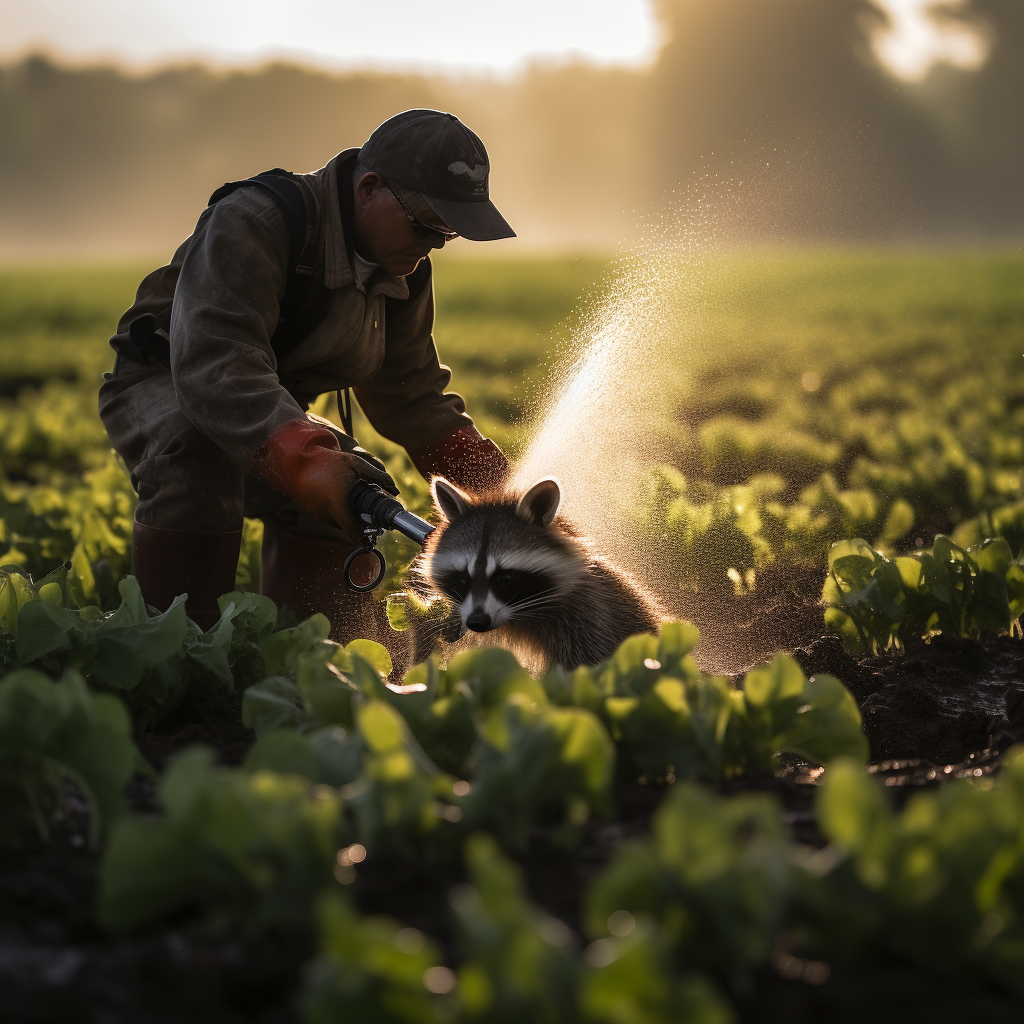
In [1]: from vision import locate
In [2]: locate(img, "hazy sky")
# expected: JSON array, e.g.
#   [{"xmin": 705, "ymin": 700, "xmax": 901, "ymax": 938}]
[
  {"xmin": 0, "ymin": 0, "xmax": 989, "ymax": 81},
  {"xmin": 1, "ymin": 0, "xmax": 658, "ymax": 73}
]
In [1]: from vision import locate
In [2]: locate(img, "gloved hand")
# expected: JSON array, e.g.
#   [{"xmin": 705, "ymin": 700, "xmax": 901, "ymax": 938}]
[
  {"xmin": 251, "ymin": 418, "xmax": 398, "ymax": 537},
  {"xmin": 409, "ymin": 424, "xmax": 509, "ymax": 493}
]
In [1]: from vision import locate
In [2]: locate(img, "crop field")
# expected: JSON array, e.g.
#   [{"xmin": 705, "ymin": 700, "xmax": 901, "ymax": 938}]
[{"xmin": 3, "ymin": 251, "xmax": 1024, "ymax": 1023}]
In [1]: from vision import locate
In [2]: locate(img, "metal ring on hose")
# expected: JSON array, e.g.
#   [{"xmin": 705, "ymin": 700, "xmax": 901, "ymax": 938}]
[{"xmin": 343, "ymin": 546, "xmax": 386, "ymax": 593}]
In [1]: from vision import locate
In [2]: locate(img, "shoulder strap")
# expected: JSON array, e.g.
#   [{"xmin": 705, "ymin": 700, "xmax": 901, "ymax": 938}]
[
  {"xmin": 208, "ymin": 169, "xmax": 322, "ymax": 360},
  {"xmin": 208, "ymin": 169, "xmax": 318, "ymax": 275}
]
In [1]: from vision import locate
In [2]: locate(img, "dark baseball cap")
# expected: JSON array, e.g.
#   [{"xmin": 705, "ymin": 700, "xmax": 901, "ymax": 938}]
[{"xmin": 359, "ymin": 109, "xmax": 515, "ymax": 242}]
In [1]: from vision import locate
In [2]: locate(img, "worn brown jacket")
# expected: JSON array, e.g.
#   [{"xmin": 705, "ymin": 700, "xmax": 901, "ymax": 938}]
[{"xmin": 107, "ymin": 148, "xmax": 473, "ymax": 466}]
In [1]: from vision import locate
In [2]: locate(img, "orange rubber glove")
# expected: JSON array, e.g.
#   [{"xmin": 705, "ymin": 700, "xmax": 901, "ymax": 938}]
[
  {"xmin": 408, "ymin": 424, "xmax": 509, "ymax": 493},
  {"xmin": 251, "ymin": 418, "xmax": 398, "ymax": 537}
]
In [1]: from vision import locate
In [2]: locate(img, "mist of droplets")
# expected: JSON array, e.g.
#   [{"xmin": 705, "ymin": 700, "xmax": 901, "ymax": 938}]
[{"xmin": 513, "ymin": 178, "xmax": 741, "ymax": 592}]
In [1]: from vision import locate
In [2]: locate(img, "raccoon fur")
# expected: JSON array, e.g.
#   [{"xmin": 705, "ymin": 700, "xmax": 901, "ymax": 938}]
[{"xmin": 408, "ymin": 476, "xmax": 663, "ymax": 672}]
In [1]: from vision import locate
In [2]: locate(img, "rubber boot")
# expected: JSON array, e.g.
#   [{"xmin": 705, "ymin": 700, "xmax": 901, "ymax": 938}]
[
  {"xmin": 131, "ymin": 519, "xmax": 242, "ymax": 631},
  {"xmin": 259, "ymin": 518, "xmax": 410, "ymax": 671}
]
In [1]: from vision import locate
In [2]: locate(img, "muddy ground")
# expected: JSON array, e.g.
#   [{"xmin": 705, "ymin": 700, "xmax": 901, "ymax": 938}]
[{"xmin": 4, "ymin": 630, "xmax": 1024, "ymax": 1023}]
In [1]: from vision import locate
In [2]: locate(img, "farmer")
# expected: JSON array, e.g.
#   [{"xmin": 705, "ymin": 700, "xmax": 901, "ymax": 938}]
[{"xmin": 99, "ymin": 109, "xmax": 513, "ymax": 642}]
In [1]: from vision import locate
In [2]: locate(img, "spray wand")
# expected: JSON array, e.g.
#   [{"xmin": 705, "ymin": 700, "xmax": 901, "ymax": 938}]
[{"xmin": 343, "ymin": 481, "xmax": 435, "ymax": 592}]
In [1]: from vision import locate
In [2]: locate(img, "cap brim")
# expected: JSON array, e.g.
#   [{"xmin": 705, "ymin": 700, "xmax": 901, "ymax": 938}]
[{"xmin": 420, "ymin": 194, "xmax": 516, "ymax": 242}]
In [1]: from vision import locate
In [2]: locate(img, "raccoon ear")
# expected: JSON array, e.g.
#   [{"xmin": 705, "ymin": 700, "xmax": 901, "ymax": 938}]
[
  {"xmin": 516, "ymin": 477, "xmax": 561, "ymax": 528},
  {"xmin": 432, "ymin": 477, "xmax": 471, "ymax": 522}
]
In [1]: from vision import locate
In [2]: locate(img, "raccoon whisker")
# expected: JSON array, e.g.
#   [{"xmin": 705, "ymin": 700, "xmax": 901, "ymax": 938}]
[
  {"xmin": 508, "ymin": 588, "xmax": 558, "ymax": 605},
  {"xmin": 506, "ymin": 601, "xmax": 564, "ymax": 619},
  {"xmin": 507, "ymin": 592, "xmax": 561, "ymax": 612}
]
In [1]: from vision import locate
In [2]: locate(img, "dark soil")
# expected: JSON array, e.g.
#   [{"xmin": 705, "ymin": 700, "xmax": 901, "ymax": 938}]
[
  {"xmin": 6, "ymin": 628, "xmax": 1024, "ymax": 1022},
  {"xmin": 0, "ymin": 789, "xmax": 311, "ymax": 1024},
  {"xmin": 735, "ymin": 962, "xmax": 1023, "ymax": 1024},
  {"xmin": 795, "ymin": 632, "xmax": 1024, "ymax": 776},
  {"xmin": 137, "ymin": 679, "xmax": 256, "ymax": 771}
]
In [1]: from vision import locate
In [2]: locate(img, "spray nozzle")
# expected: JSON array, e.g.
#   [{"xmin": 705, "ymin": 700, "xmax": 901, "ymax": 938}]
[{"xmin": 343, "ymin": 482, "xmax": 436, "ymax": 592}]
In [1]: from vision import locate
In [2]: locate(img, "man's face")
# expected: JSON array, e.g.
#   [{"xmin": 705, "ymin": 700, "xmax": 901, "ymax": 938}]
[{"xmin": 352, "ymin": 172, "xmax": 454, "ymax": 277}]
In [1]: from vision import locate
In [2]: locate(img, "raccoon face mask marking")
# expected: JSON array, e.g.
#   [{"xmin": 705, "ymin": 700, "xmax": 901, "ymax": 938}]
[
  {"xmin": 426, "ymin": 476, "xmax": 574, "ymax": 632},
  {"xmin": 413, "ymin": 475, "xmax": 662, "ymax": 670}
]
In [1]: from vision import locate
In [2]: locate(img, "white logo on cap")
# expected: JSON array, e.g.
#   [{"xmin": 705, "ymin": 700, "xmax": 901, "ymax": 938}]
[{"xmin": 448, "ymin": 161, "xmax": 487, "ymax": 182}]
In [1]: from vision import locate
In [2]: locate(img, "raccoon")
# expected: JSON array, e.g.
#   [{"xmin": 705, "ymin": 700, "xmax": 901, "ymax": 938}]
[{"xmin": 409, "ymin": 476, "xmax": 663, "ymax": 672}]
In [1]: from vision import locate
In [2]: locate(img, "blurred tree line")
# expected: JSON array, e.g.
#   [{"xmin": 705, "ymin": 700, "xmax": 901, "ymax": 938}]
[{"xmin": 0, "ymin": 0, "xmax": 1019, "ymax": 256}]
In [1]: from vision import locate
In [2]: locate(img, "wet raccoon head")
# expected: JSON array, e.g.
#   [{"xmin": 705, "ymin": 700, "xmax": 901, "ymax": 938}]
[{"xmin": 425, "ymin": 476, "xmax": 585, "ymax": 633}]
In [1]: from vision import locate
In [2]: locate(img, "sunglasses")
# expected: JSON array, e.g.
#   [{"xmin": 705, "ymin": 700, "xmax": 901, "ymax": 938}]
[{"xmin": 383, "ymin": 179, "xmax": 459, "ymax": 242}]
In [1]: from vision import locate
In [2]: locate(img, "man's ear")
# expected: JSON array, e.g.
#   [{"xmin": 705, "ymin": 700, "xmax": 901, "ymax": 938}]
[
  {"xmin": 432, "ymin": 477, "xmax": 471, "ymax": 522},
  {"xmin": 516, "ymin": 477, "xmax": 561, "ymax": 527},
  {"xmin": 353, "ymin": 170, "xmax": 384, "ymax": 208}
]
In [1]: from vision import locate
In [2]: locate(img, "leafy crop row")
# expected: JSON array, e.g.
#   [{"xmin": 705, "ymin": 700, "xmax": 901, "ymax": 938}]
[
  {"xmin": 0, "ymin": 576, "xmax": 865, "ymax": 851},
  {"xmin": 9, "ymin": 256, "xmax": 1024, "ymax": 613},
  {"xmin": 638, "ymin": 465, "xmax": 916, "ymax": 593},
  {"xmin": 823, "ymin": 535, "xmax": 1024, "ymax": 653},
  {"xmin": 93, "ymin": 742, "xmax": 1024, "ymax": 1019},
  {"xmin": 6, "ymin": 569, "xmax": 1024, "ymax": 1017},
  {"xmin": 237, "ymin": 617, "xmax": 866, "ymax": 850},
  {"xmin": 2, "ymin": 572, "xmax": 277, "ymax": 726}
]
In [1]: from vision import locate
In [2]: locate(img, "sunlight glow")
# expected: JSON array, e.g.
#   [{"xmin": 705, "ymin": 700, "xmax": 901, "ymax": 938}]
[
  {"xmin": 1, "ymin": 0, "xmax": 991, "ymax": 83},
  {"xmin": 0, "ymin": 0, "xmax": 659, "ymax": 73},
  {"xmin": 870, "ymin": 0, "xmax": 991, "ymax": 81}
]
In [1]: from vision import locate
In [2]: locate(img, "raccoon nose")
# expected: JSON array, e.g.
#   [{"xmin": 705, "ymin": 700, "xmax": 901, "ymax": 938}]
[{"xmin": 466, "ymin": 610, "xmax": 493, "ymax": 632}]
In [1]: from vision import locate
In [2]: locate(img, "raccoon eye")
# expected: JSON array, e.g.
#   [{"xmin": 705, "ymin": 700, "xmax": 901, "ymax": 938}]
[
  {"xmin": 437, "ymin": 570, "xmax": 471, "ymax": 602},
  {"xmin": 491, "ymin": 569, "xmax": 550, "ymax": 605}
]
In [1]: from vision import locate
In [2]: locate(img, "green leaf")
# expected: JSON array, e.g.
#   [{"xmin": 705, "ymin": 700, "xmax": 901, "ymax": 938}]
[
  {"xmin": 0, "ymin": 669, "xmax": 137, "ymax": 843},
  {"xmin": 304, "ymin": 890, "xmax": 445, "ymax": 1024},
  {"xmin": 743, "ymin": 654, "xmax": 806, "ymax": 712},
  {"xmin": 656, "ymin": 620, "xmax": 702, "ymax": 677},
  {"xmin": 89, "ymin": 592, "xmax": 189, "ymax": 692},
  {"xmin": 98, "ymin": 748, "xmax": 343, "ymax": 931},
  {"xmin": 15, "ymin": 599, "xmax": 86, "ymax": 663},
  {"xmin": 346, "ymin": 639, "xmax": 393, "ymax": 680},
  {"xmin": 358, "ymin": 700, "xmax": 406, "ymax": 754},
  {"xmin": 242, "ymin": 675, "xmax": 314, "ymax": 735},
  {"xmin": 773, "ymin": 673, "xmax": 869, "ymax": 765},
  {"xmin": 260, "ymin": 614, "xmax": 332, "ymax": 678},
  {"xmin": 243, "ymin": 728, "xmax": 320, "ymax": 780},
  {"xmin": 816, "ymin": 758, "xmax": 893, "ymax": 889},
  {"xmin": 446, "ymin": 647, "xmax": 546, "ymax": 709},
  {"xmin": 96, "ymin": 817, "xmax": 199, "ymax": 931},
  {"xmin": 969, "ymin": 570, "xmax": 1013, "ymax": 636},
  {"xmin": 67, "ymin": 543, "xmax": 97, "ymax": 609}
]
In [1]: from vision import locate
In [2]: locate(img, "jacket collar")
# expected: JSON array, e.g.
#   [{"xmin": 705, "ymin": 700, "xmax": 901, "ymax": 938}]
[{"xmin": 316, "ymin": 149, "xmax": 409, "ymax": 300}]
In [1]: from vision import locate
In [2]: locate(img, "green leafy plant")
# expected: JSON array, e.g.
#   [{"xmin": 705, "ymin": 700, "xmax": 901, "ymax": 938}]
[
  {"xmin": 247, "ymin": 641, "xmax": 616, "ymax": 851},
  {"xmin": 585, "ymin": 783, "xmax": 792, "ymax": 993},
  {"xmin": 6, "ymin": 579, "xmax": 280, "ymax": 726},
  {"xmin": 452, "ymin": 832, "xmax": 733, "ymax": 1024},
  {"xmin": 451, "ymin": 832, "xmax": 582, "ymax": 1023},
  {"xmin": 807, "ymin": 752, "xmax": 1024, "ymax": 996},
  {"xmin": 245, "ymin": 635, "xmax": 463, "ymax": 851},
  {"xmin": 97, "ymin": 747, "xmax": 343, "ymax": 932},
  {"xmin": 823, "ymin": 535, "xmax": 1024, "ymax": 653},
  {"xmin": 303, "ymin": 891, "xmax": 450, "ymax": 1024},
  {"xmin": 0, "ymin": 450, "xmax": 135, "ymax": 609},
  {"xmin": 579, "ymin": 922, "xmax": 733, "ymax": 1024},
  {"xmin": 551, "ymin": 623, "xmax": 867, "ymax": 781},
  {"xmin": 0, "ymin": 667, "xmax": 136, "ymax": 843},
  {"xmin": 460, "ymin": 690, "xmax": 614, "ymax": 847}
]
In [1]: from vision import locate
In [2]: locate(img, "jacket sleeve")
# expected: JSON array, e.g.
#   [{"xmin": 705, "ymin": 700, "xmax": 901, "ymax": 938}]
[
  {"xmin": 168, "ymin": 188, "xmax": 307, "ymax": 465},
  {"xmin": 353, "ymin": 258, "xmax": 475, "ymax": 453}
]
